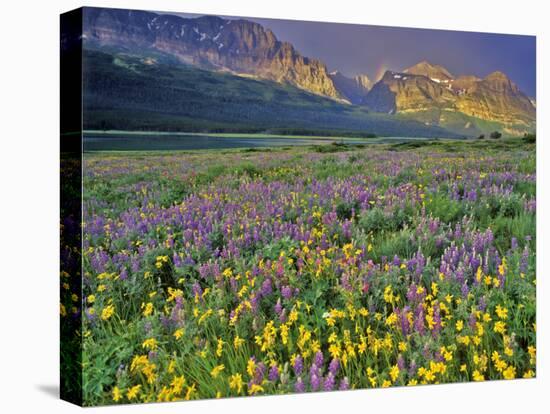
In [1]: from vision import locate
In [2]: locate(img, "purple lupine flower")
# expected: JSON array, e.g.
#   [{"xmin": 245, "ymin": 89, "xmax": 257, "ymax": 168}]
[
  {"xmin": 279, "ymin": 308, "xmax": 287, "ymax": 323},
  {"xmin": 339, "ymin": 377, "xmax": 350, "ymax": 391},
  {"xmin": 397, "ymin": 354, "xmax": 405, "ymax": 370},
  {"xmin": 281, "ymin": 285, "xmax": 292, "ymax": 300},
  {"xmin": 293, "ymin": 355, "xmax": 303, "ymax": 376},
  {"xmin": 469, "ymin": 312, "xmax": 477, "ymax": 329},
  {"xmin": 466, "ymin": 189, "xmax": 477, "ymax": 201},
  {"xmin": 310, "ymin": 363, "xmax": 319, "ymax": 378},
  {"xmin": 520, "ymin": 246, "xmax": 529, "ymax": 273},
  {"xmin": 399, "ymin": 306, "xmax": 411, "ymax": 336},
  {"xmin": 414, "ymin": 304, "xmax": 425, "ymax": 335},
  {"xmin": 323, "ymin": 373, "xmax": 336, "ymax": 391},
  {"xmin": 119, "ymin": 267, "xmax": 128, "ymax": 281},
  {"xmin": 329, "ymin": 358, "xmax": 340, "ymax": 376},
  {"xmin": 408, "ymin": 360, "xmax": 417, "ymax": 377},
  {"xmin": 478, "ymin": 296, "xmax": 487, "ymax": 312},
  {"xmin": 192, "ymin": 281, "xmax": 203, "ymax": 299},
  {"xmin": 294, "ymin": 377, "xmax": 305, "ymax": 393},
  {"xmin": 172, "ymin": 253, "xmax": 182, "ymax": 268},
  {"xmin": 432, "ymin": 304, "xmax": 442, "ymax": 336},
  {"xmin": 340, "ymin": 273, "xmax": 352, "ymax": 291},
  {"xmin": 310, "ymin": 373, "xmax": 321, "ymax": 391},
  {"xmin": 260, "ymin": 278, "xmax": 273, "ymax": 297},
  {"xmin": 274, "ymin": 298, "xmax": 283, "ymax": 315},
  {"xmin": 406, "ymin": 284, "xmax": 417, "ymax": 302},
  {"xmin": 255, "ymin": 362, "xmax": 266, "ymax": 383},
  {"xmin": 268, "ymin": 365, "xmax": 279, "ymax": 382},
  {"xmin": 456, "ymin": 269, "xmax": 464, "ymax": 285},
  {"xmin": 314, "ymin": 351, "xmax": 324, "ymax": 368},
  {"xmin": 392, "ymin": 255, "xmax": 401, "ymax": 266}
]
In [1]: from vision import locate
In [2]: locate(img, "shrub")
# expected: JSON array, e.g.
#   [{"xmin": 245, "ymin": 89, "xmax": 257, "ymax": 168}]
[{"xmin": 523, "ymin": 133, "xmax": 536, "ymax": 143}]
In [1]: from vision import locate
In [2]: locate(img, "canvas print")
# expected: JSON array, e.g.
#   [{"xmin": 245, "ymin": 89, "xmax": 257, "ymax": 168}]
[{"xmin": 60, "ymin": 6, "xmax": 536, "ymax": 406}]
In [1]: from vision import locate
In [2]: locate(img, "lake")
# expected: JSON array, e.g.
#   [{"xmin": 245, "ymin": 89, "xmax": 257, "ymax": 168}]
[{"xmin": 82, "ymin": 132, "xmax": 407, "ymax": 151}]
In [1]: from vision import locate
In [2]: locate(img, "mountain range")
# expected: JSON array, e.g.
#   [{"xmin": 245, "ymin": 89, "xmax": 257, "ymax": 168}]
[{"xmin": 80, "ymin": 7, "xmax": 535, "ymax": 137}]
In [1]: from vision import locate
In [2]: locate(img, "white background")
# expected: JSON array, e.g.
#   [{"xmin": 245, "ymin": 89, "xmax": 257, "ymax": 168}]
[{"xmin": 0, "ymin": 0, "xmax": 548, "ymax": 412}]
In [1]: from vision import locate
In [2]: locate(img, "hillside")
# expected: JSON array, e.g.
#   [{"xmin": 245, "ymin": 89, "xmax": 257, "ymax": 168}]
[
  {"xmin": 82, "ymin": 8, "xmax": 344, "ymax": 100},
  {"xmin": 83, "ymin": 49, "xmax": 461, "ymax": 138}
]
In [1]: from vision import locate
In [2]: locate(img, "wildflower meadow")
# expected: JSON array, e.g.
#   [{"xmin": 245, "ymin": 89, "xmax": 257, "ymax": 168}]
[{"xmin": 61, "ymin": 138, "xmax": 536, "ymax": 405}]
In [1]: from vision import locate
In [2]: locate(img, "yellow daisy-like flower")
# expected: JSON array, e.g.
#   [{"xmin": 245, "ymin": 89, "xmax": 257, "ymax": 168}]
[
  {"xmin": 142, "ymin": 337, "xmax": 158, "ymax": 350},
  {"xmin": 229, "ymin": 373, "xmax": 243, "ymax": 394},
  {"xmin": 112, "ymin": 386, "xmax": 122, "ymax": 402},
  {"xmin": 495, "ymin": 305, "xmax": 508, "ymax": 320},
  {"xmin": 142, "ymin": 302, "xmax": 154, "ymax": 317},
  {"xmin": 101, "ymin": 304, "xmax": 115, "ymax": 321},
  {"xmin": 472, "ymin": 370, "xmax": 485, "ymax": 381},
  {"xmin": 126, "ymin": 385, "xmax": 141, "ymax": 400},
  {"xmin": 210, "ymin": 364, "xmax": 225, "ymax": 378},
  {"xmin": 503, "ymin": 365, "xmax": 516, "ymax": 380}
]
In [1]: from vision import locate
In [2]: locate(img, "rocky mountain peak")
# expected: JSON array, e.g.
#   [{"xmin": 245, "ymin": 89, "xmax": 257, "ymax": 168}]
[
  {"xmin": 482, "ymin": 71, "xmax": 520, "ymax": 94},
  {"xmin": 485, "ymin": 70, "xmax": 509, "ymax": 81},
  {"xmin": 404, "ymin": 61, "xmax": 454, "ymax": 81},
  {"xmin": 328, "ymin": 71, "xmax": 372, "ymax": 104},
  {"xmin": 354, "ymin": 74, "xmax": 372, "ymax": 90}
]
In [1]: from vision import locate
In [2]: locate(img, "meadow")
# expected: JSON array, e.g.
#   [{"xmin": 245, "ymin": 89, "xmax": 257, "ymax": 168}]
[{"xmin": 66, "ymin": 138, "xmax": 536, "ymax": 405}]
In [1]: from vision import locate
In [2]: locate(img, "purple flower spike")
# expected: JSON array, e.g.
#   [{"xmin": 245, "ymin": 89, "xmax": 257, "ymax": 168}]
[
  {"xmin": 329, "ymin": 358, "xmax": 340, "ymax": 376},
  {"xmin": 268, "ymin": 365, "xmax": 279, "ymax": 382},
  {"xmin": 293, "ymin": 355, "xmax": 303, "ymax": 376},
  {"xmin": 274, "ymin": 298, "xmax": 283, "ymax": 315},
  {"xmin": 339, "ymin": 377, "xmax": 350, "ymax": 391},
  {"xmin": 314, "ymin": 351, "xmax": 324, "ymax": 368},
  {"xmin": 323, "ymin": 373, "xmax": 335, "ymax": 391},
  {"xmin": 294, "ymin": 377, "xmax": 305, "ymax": 393},
  {"xmin": 310, "ymin": 373, "xmax": 321, "ymax": 391},
  {"xmin": 281, "ymin": 285, "xmax": 292, "ymax": 300}
]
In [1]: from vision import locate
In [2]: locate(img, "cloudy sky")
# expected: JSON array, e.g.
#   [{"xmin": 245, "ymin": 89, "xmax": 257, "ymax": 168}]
[{"xmin": 171, "ymin": 11, "xmax": 536, "ymax": 97}]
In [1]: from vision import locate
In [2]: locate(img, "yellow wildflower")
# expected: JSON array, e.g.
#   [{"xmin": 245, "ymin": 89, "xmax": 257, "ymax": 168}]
[
  {"xmin": 495, "ymin": 305, "xmax": 508, "ymax": 320},
  {"xmin": 126, "ymin": 385, "xmax": 141, "ymax": 400},
  {"xmin": 229, "ymin": 373, "xmax": 243, "ymax": 394},
  {"xmin": 112, "ymin": 386, "xmax": 122, "ymax": 402},
  {"xmin": 234, "ymin": 335, "xmax": 245, "ymax": 349},
  {"xmin": 101, "ymin": 304, "xmax": 115, "ymax": 321},
  {"xmin": 503, "ymin": 365, "xmax": 516, "ymax": 380},
  {"xmin": 142, "ymin": 302, "xmax": 154, "ymax": 317},
  {"xmin": 142, "ymin": 337, "xmax": 158, "ymax": 351},
  {"xmin": 390, "ymin": 365, "xmax": 400, "ymax": 382},
  {"xmin": 473, "ymin": 370, "xmax": 485, "ymax": 381},
  {"xmin": 210, "ymin": 364, "xmax": 225, "ymax": 378}
]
